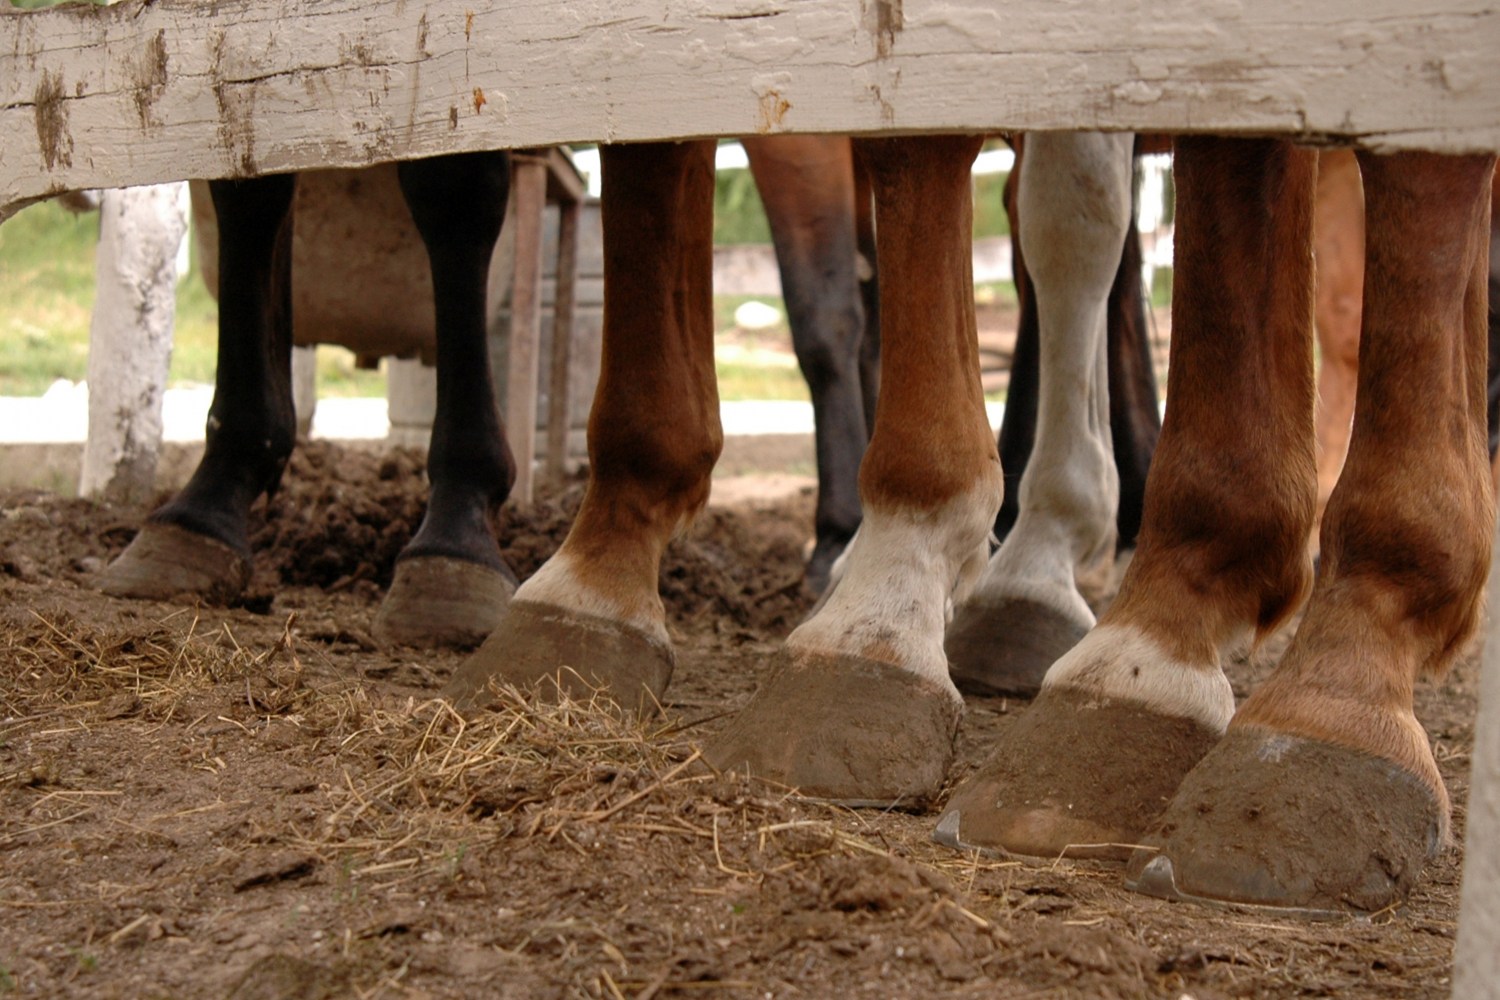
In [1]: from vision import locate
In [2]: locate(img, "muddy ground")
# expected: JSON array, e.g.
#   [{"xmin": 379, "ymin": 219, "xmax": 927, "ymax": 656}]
[{"xmin": 0, "ymin": 442, "xmax": 1477, "ymax": 999}]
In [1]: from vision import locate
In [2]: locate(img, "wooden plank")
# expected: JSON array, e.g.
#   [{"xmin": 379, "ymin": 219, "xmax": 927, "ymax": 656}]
[
  {"xmin": 4, "ymin": 0, "xmax": 1499, "ymax": 220},
  {"xmin": 546, "ymin": 199, "xmax": 581, "ymax": 486},
  {"xmin": 505, "ymin": 154, "xmax": 548, "ymax": 507}
]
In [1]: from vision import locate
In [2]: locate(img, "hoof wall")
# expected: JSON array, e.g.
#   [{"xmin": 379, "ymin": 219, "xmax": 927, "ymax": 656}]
[
  {"xmin": 444, "ymin": 600, "xmax": 673, "ymax": 716},
  {"xmin": 97, "ymin": 522, "xmax": 250, "ymax": 605},
  {"xmin": 936, "ymin": 690, "xmax": 1220, "ymax": 861},
  {"xmin": 706, "ymin": 649, "xmax": 962, "ymax": 810},
  {"xmin": 374, "ymin": 556, "xmax": 516, "ymax": 650},
  {"xmin": 1125, "ymin": 731, "xmax": 1444, "ymax": 914},
  {"xmin": 945, "ymin": 596, "xmax": 1091, "ymax": 697}
]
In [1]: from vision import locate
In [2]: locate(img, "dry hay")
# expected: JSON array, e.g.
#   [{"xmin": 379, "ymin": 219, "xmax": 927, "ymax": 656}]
[{"xmin": 0, "ymin": 474, "xmax": 1474, "ymax": 999}]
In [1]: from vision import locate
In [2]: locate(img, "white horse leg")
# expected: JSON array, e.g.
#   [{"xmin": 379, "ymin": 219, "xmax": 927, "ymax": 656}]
[{"xmin": 946, "ymin": 131, "xmax": 1133, "ymax": 695}]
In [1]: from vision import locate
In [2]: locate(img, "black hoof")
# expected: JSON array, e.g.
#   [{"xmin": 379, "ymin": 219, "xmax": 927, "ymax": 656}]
[
  {"xmin": 374, "ymin": 555, "xmax": 516, "ymax": 649},
  {"xmin": 97, "ymin": 522, "xmax": 250, "ymax": 605},
  {"xmin": 945, "ymin": 596, "xmax": 1091, "ymax": 697}
]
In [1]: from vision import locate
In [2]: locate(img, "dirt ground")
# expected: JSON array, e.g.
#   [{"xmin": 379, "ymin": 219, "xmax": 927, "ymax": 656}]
[{"xmin": 0, "ymin": 442, "xmax": 1477, "ymax": 999}]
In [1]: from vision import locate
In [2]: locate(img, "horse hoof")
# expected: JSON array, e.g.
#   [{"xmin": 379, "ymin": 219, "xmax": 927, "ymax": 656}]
[
  {"xmin": 373, "ymin": 555, "xmax": 516, "ymax": 649},
  {"xmin": 443, "ymin": 599, "xmax": 674, "ymax": 715},
  {"xmin": 945, "ymin": 595, "xmax": 1092, "ymax": 697},
  {"xmin": 934, "ymin": 689, "xmax": 1220, "ymax": 861},
  {"xmin": 97, "ymin": 522, "xmax": 250, "ymax": 605},
  {"xmin": 705, "ymin": 649, "xmax": 962, "ymax": 810},
  {"xmin": 1124, "ymin": 731, "xmax": 1444, "ymax": 915}
]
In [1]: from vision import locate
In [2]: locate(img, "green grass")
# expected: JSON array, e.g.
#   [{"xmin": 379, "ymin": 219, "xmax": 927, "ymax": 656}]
[
  {"xmin": 713, "ymin": 360, "xmax": 810, "ymax": 401},
  {"xmin": 0, "ymin": 191, "xmax": 1027, "ymax": 405},
  {"xmin": 0, "ymin": 198, "xmax": 385, "ymax": 397}
]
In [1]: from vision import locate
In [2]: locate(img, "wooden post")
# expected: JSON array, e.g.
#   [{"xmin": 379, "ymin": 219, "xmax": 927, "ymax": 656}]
[
  {"xmin": 540, "ymin": 146, "xmax": 588, "ymax": 485},
  {"xmin": 545, "ymin": 196, "xmax": 581, "ymax": 485},
  {"xmin": 78, "ymin": 182, "xmax": 188, "ymax": 504},
  {"xmin": 506, "ymin": 153, "xmax": 548, "ymax": 507}
]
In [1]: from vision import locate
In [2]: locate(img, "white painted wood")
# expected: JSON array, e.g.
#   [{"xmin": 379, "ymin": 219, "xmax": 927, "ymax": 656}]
[
  {"xmin": 387, "ymin": 357, "xmax": 437, "ymax": 449},
  {"xmin": 291, "ymin": 345, "xmax": 318, "ymax": 439},
  {"xmin": 1454, "ymin": 507, "xmax": 1500, "ymax": 1000},
  {"xmin": 77, "ymin": 182, "xmax": 189, "ymax": 505},
  {"xmin": 4, "ymin": 0, "xmax": 1499, "ymax": 220}
]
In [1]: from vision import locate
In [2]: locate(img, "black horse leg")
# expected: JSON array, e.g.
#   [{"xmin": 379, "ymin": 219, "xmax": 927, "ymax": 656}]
[
  {"xmin": 99, "ymin": 173, "xmax": 299, "ymax": 603},
  {"xmin": 1103, "ymin": 193, "xmax": 1162, "ymax": 550},
  {"xmin": 374, "ymin": 150, "xmax": 518, "ymax": 648}
]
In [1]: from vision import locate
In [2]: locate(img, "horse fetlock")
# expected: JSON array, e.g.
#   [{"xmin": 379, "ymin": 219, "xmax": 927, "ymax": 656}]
[{"xmin": 1041, "ymin": 624, "xmax": 1235, "ymax": 734}]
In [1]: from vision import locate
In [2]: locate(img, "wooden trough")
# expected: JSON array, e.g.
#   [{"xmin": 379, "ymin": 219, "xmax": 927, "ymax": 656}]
[{"xmin": 2, "ymin": 2, "xmax": 1499, "ymax": 993}]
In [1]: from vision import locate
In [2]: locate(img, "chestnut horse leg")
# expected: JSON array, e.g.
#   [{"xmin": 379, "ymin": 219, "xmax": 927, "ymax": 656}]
[
  {"xmin": 946, "ymin": 132, "xmax": 1133, "ymax": 696},
  {"xmin": 1310, "ymin": 148, "xmax": 1365, "ymax": 557},
  {"xmin": 446, "ymin": 141, "xmax": 721, "ymax": 713},
  {"xmin": 706, "ymin": 135, "xmax": 999, "ymax": 808},
  {"xmin": 1128, "ymin": 149, "xmax": 1495, "ymax": 912},
  {"xmin": 98, "ymin": 174, "xmax": 299, "ymax": 603},
  {"xmin": 939, "ymin": 137, "xmax": 1318, "ymax": 861},
  {"xmin": 374, "ymin": 151, "xmax": 518, "ymax": 648},
  {"xmin": 742, "ymin": 135, "xmax": 869, "ymax": 594}
]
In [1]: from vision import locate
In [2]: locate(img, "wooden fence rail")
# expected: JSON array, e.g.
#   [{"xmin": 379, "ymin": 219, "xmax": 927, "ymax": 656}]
[{"xmin": 4, "ymin": 0, "xmax": 1500, "ymax": 221}]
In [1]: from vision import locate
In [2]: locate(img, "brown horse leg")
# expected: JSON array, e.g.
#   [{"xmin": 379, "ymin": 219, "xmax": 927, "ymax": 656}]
[
  {"xmin": 1129, "ymin": 150, "xmax": 1495, "ymax": 913},
  {"xmin": 1310, "ymin": 148, "xmax": 1365, "ymax": 558},
  {"xmin": 742, "ymin": 135, "xmax": 869, "ymax": 594},
  {"xmin": 447, "ymin": 140, "xmax": 721, "ymax": 713},
  {"xmin": 939, "ymin": 137, "xmax": 1318, "ymax": 861},
  {"xmin": 707, "ymin": 134, "xmax": 998, "ymax": 808}
]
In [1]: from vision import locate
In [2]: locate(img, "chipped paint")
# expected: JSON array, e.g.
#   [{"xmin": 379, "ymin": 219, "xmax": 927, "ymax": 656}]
[
  {"xmin": 868, "ymin": 0, "xmax": 903, "ymax": 57},
  {"xmin": 34, "ymin": 69, "xmax": 73, "ymax": 171},
  {"xmin": 756, "ymin": 90, "xmax": 791, "ymax": 132},
  {"xmin": 753, "ymin": 72, "xmax": 793, "ymax": 133},
  {"xmin": 133, "ymin": 29, "xmax": 170, "ymax": 128}
]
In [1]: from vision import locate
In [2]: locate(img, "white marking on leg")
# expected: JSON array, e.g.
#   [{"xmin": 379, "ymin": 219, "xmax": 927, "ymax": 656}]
[
  {"xmin": 514, "ymin": 550, "xmax": 669, "ymax": 646},
  {"xmin": 966, "ymin": 132, "xmax": 1132, "ymax": 624},
  {"xmin": 789, "ymin": 481, "xmax": 1000, "ymax": 688},
  {"xmin": 1041, "ymin": 623, "xmax": 1236, "ymax": 732}
]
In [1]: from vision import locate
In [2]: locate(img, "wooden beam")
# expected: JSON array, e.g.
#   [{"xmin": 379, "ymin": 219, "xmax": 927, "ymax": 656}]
[
  {"xmin": 505, "ymin": 152, "xmax": 548, "ymax": 507},
  {"xmin": 4, "ymin": 0, "xmax": 1499, "ymax": 220},
  {"xmin": 545, "ymin": 198, "xmax": 581, "ymax": 487}
]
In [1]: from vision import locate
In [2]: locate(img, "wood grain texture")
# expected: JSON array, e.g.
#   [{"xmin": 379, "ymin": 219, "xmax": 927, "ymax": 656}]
[{"xmin": 3, "ymin": 0, "xmax": 1499, "ymax": 218}]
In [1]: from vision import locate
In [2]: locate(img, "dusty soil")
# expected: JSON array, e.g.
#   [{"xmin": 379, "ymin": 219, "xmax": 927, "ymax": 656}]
[{"xmin": 0, "ymin": 442, "xmax": 1477, "ymax": 999}]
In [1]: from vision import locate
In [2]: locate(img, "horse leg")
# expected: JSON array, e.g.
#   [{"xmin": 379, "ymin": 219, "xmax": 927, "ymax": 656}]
[
  {"xmin": 994, "ymin": 139, "xmax": 1161, "ymax": 552},
  {"xmin": 373, "ymin": 151, "xmax": 518, "ymax": 648},
  {"xmin": 706, "ymin": 134, "xmax": 999, "ymax": 808},
  {"xmin": 446, "ymin": 140, "xmax": 720, "ymax": 713},
  {"xmin": 742, "ymin": 135, "xmax": 869, "ymax": 595},
  {"xmin": 993, "ymin": 145, "xmax": 1039, "ymax": 546},
  {"xmin": 946, "ymin": 132, "xmax": 1133, "ymax": 696},
  {"xmin": 1310, "ymin": 148, "xmax": 1365, "ymax": 557},
  {"xmin": 938, "ymin": 137, "xmax": 1318, "ymax": 860},
  {"xmin": 1128, "ymin": 149, "xmax": 1495, "ymax": 912},
  {"xmin": 1106, "ymin": 166, "xmax": 1162, "ymax": 551},
  {"xmin": 853, "ymin": 154, "xmax": 880, "ymax": 436},
  {"xmin": 98, "ymin": 174, "xmax": 298, "ymax": 603}
]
